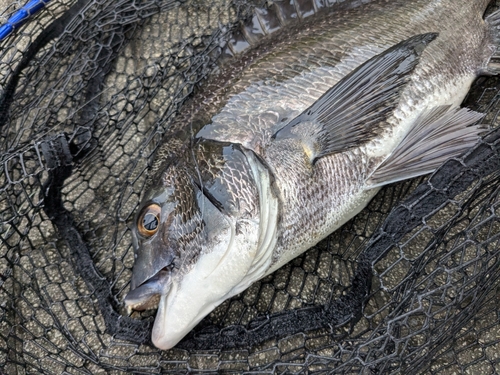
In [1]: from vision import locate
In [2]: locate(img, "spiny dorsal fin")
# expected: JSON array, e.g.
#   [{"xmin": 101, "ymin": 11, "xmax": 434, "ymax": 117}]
[
  {"xmin": 484, "ymin": 8, "xmax": 500, "ymax": 75},
  {"xmin": 367, "ymin": 106, "xmax": 486, "ymax": 188},
  {"xmin": 221, "ymin": 0, "xmax": 385, "ymax": 58},
  {"xmin": 272, "ymin": 33, "xmax": 438, "ymax": 163}
]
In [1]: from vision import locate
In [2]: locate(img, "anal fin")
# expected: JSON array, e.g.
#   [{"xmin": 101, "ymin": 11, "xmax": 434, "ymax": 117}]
[{"xmin": 367, "ymin": 106, "xmax": 486, "ymax": 188}]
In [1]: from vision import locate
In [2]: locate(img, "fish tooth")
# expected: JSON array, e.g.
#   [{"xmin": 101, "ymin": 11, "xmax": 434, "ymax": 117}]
[{"xmin": 125, "ymin": 0, "xmax": 499, "ymax": 350}]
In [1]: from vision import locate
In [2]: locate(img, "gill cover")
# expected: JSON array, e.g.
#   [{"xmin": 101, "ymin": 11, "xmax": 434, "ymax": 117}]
[{"xmin": 125, "ymin": 142, "xmax": 280, "ymax": 350}]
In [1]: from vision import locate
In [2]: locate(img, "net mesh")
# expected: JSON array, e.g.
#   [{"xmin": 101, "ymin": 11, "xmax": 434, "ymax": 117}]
[{"xmin": 1, "ymin": 0, "xmax": 500, "ymax": 373}]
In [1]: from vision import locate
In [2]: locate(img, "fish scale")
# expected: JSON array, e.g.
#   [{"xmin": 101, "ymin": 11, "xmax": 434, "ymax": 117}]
[
  {"xmin": 125, "ymin": 0, "xmax": 500, "ymax": 350},
  {"xmin": 153, "ymin": 0, "xmax": 490, "ymax": 173}
]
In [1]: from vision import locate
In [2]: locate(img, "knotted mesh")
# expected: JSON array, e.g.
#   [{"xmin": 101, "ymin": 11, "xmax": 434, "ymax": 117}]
[{"xmin": 1, "ymin": 0, "xmax": 500, "ymax": 373}]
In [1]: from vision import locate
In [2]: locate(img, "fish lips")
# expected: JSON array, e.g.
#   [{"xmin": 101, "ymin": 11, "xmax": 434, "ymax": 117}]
[
  {"xmin": 124, "ymin": 269, "xmax": 172, "ymax": 312},
  {"xmin": 129, "ymin": 224, "xmax": 176, "ymax": 291}
]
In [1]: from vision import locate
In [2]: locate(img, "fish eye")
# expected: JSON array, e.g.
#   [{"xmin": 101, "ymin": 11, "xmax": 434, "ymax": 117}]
[{"xmin": 138, "ymin": 204, "xmax": 161, "ymax": 237}]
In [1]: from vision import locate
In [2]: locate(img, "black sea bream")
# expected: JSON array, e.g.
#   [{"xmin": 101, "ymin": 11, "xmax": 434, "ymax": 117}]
[{"xmin": 124, "ymin": 0, "xmax": 500, "ymax": 350}]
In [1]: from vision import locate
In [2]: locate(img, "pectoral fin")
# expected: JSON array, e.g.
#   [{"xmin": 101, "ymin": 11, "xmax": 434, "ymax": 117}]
[
  {"xmin": 367, "ymin": 106, "xmax": 486, "ymax": 188},
  {"xmin": 272, "ymin": 33, "xmax": 438, "ymax": 163}
]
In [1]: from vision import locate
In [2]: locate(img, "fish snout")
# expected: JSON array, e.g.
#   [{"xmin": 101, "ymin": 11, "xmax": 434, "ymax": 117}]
[
  {"xmin": 130, "ymin": 226, "xmax": 177, "ymax": 290},
  {"xmin": 124, "ymin": 269, "xmax": 172, "ymax": 312}
]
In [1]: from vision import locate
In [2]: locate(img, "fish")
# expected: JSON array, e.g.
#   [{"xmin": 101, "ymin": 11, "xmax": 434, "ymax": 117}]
[{"xmin": 124, "ymin": 0, "xmax": 500, "ymax": 350}]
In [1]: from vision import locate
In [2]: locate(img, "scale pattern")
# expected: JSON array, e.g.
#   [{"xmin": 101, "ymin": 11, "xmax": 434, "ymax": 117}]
[{"xmin": 1, "ymin": 0, "xmax": 500, "ymax": 373}]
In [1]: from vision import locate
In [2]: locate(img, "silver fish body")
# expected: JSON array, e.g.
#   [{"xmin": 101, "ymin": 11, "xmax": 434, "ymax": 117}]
[{"xmin": 125, "ymin": 0, "xmax": 499, "ymax": 350}]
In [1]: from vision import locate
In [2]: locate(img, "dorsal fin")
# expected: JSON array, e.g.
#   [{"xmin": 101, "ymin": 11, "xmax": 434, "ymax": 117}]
[
  {"xmin": 484, "ymin": 8, "xmax": 500, "ymax": 75},
  {"xmin": 272, "ymin": 33, "xmax": 438, "ymax": 163},
  {"xmin": 220, "ymin": 0, "xmax": 381, "ymax": 58}
]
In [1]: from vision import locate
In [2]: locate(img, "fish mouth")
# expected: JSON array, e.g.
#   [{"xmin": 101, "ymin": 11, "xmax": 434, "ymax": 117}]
[{"xmin": 124, "ymin": 269, "xmax": 172, "ymax": 313}]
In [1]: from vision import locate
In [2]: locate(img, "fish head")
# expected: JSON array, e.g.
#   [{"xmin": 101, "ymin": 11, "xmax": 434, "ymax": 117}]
[
  {"xmin": 125, "ymin": 143, "xmax": 279, "ymax": 350},
  {"xmin": 125, "ymin": 163, "xmax": 202, "ymax": 311}
]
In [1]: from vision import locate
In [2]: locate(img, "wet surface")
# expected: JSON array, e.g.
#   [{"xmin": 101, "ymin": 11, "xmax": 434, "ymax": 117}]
[{"xmin": 1, "ymin": 0, "xmax": 500, "ymax": 373}]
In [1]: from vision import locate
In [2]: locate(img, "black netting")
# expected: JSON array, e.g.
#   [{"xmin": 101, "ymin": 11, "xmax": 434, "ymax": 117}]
[{"xmin": 1, "ymin": 0, "xmax": 500, "ymax": 373}]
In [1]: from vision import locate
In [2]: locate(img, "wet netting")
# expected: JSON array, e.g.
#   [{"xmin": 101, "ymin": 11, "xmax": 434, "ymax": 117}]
[{"xmin": 2, "ymin": 0, "xmax": 500, "ymax": 373}]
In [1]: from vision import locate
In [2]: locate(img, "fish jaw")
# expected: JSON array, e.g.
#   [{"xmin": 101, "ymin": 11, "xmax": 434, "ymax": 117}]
[
  {"xmin": 124, "ymin": 270, "xmax": 171, "ymax": 313},
  {"xmin": 151, "ymin": 149, "xmax": 279, "ymax": 350},
  {"xmin": 151, "ymin": 218, "xmax": 260, "ymax": 350}
]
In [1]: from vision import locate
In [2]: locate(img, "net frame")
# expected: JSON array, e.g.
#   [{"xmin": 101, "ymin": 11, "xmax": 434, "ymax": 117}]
[{"xmin": 1, "ymin": 0, "xmax": 500, "ymax": 373}]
